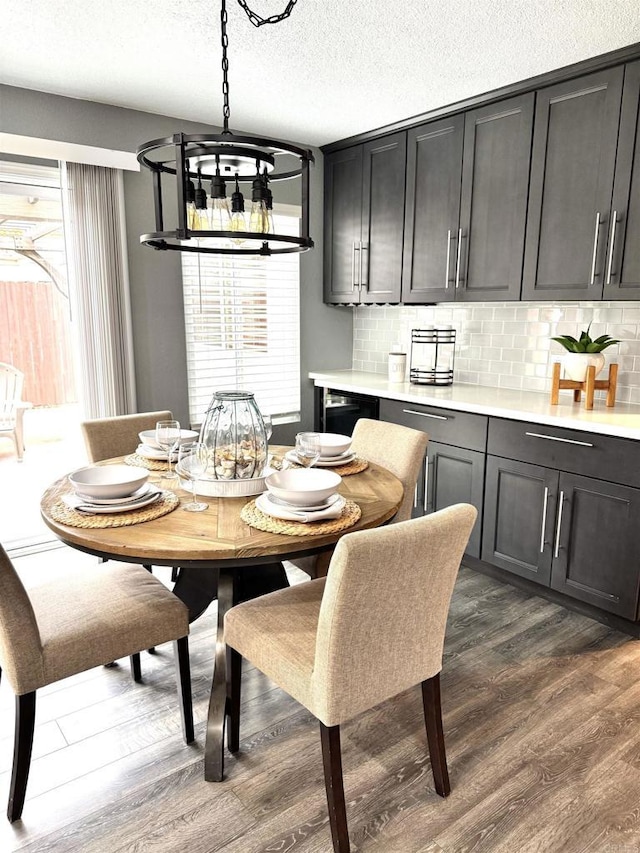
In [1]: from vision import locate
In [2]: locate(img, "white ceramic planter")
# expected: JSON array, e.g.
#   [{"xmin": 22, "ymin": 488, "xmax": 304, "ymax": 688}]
[{"xmin": 562, "ymin": 352, "xmax": 606, "ymax": 382}]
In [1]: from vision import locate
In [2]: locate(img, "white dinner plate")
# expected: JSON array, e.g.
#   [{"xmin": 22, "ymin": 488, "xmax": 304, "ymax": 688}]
[
  {"xmin": 63, "ymin": 490, "xmax": 163, "ymax": 514},
  {"xmin": 265, "ymin": 492, "xmax": 342, "ymax": 512},
  {"xmin": 256, "ymin": 492, "xmax": 345, "ymax": 522},
  {"xmin": 136, "ymin": 443, "xmax": 181, "ymax": 461},
  {"xmin": 285, "ymin": 449, "xmax": 355, "ymax": 468},
  {"xmin": 74, "ymin": 483, "xmax": 156, "ymax": 506}
]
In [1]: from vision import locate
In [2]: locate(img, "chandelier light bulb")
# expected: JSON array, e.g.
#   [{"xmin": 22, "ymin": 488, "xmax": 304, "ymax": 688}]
[
  {"xmin": 195, "ymin": 170, "xmax": 210, "ymax": 230},
  {"xmin": 230, "ymin": 175, "xmax": 247, "ymax": 244},
  {"xmin": 185, "ymin": 163, "xmax": 198, "ymax": 231},
  {"xmin": 249, "ymin": 170, "xmax": 271, "ymax": 234},
  {"xmin": 210, "ymin": 158, "xmax": 231, "ymax": 232}
]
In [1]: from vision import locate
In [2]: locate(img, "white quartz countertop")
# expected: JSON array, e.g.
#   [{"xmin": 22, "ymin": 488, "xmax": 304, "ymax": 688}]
[{"xmin": 309, "ymin": 370, "xmax": 640, "ymax": 441}]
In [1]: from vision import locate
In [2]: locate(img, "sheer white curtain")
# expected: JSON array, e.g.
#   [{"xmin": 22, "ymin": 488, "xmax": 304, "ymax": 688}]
[{"xmin": 62, "ymin": 162, "xmax": 136, "ymax": 418}]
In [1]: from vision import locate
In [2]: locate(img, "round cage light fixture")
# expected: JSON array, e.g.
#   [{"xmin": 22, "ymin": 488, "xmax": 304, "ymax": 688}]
[{"xmin": 137, "ymin": 0, "xmax": 314, "ymax": 257}]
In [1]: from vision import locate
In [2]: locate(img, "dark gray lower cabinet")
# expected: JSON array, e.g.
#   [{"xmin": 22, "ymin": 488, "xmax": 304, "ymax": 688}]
[
  {"xmin": 482, "ymin": 456, "xmax": 557, "ymax": 585},
  {"xmin": 426, "ymin": 442, "xmax": 484, "ymax": 557},
  {"xmin": 353, "ymin": 395, "xmax": 640, "ymax": 622},
  {"xmin": 551, "ymin": 473, "xmax": 640, "ymax": 620},
  {"xmin": 379, "ymin": 399, "xmax": 487, "ymax": 556},
  {"xmin": 483, "ymin": 454, "xmax": 640, "ymax": 620}
]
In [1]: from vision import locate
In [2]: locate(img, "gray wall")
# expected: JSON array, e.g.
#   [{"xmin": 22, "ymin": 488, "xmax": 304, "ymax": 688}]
[{"xmin": 0, "ymin": 84, "xmax": 353, "ymax": 441}]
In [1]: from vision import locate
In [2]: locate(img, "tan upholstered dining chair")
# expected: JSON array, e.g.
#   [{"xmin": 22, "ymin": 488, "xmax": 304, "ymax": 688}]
[
  {"xmin": 80, "ymin": 409, "xmax": 175, "ymax": 583},
  {"xmin": 0, "ymin": 542, "xmax": 194, "ymax": 823},
  {"xmin": 225, "ymin": 503, "xmax": 477, "ymax": 853},
  {"xmin": 80, "ymin": 410, "xmax": 173, "ymax": 463},
  {"xmin": 292, "ymin": 417, "xmax": 428, "ymax": 578}
]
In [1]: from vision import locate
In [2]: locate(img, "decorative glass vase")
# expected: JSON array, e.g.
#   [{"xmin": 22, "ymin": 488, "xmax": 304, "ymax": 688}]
[{"xmin": 199, "ymin": 391, "xmax": 268, "ymax": 482}]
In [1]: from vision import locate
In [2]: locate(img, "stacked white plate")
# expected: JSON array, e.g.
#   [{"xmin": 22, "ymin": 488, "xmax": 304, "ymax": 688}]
[
  {"xmin": 260, "ymin": 468, "xmax": 345, "ymax": 522},
  {"xmin": 136, "ymin": 444, "xmax": 182, "ymax": 461},
  {"xmin": 136, "ymin": 428, "xmax": 198, "ymax": 461},
  {"xmin": 63, "ymin": 483, "xmax": 164, "ymax": 514},
  {"xmin": 256, "ymin": 491, "xmax": 345, "ymax": 522},
  {"xmin": 284, "ymin": 448, "xmax": 356, "ymax": 468}
]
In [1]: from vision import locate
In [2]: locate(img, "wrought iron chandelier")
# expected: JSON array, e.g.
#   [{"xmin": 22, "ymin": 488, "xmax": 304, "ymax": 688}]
[{"xmin": 137, "ymin": 0, "xmax": 314, "ymax": 256}]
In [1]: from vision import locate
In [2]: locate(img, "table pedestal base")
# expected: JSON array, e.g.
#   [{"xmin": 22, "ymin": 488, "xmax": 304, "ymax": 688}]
[{"xmin": 173, "ymin": 561, "xmax": 289, "ymax": 781}]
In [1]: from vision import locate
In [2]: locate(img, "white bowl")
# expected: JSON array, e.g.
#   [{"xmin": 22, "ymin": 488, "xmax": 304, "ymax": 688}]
[
  {"xmin": 138, "ymin": 428, "xmax": 199, "ymax": 450},
  {"xmin": 265, "ymin": 468, "xmax": 342, "ymax": 507},
  {"xmin": 318, "ymin": 433, "xmax": 352, "ymax": 458},
  {"xmin": 69, "ymin": 465, "xmax": 149, "ymax": 499}
]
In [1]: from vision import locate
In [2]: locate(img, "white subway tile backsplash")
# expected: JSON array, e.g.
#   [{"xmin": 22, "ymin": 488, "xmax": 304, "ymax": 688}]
[{"xmin": 353, "ymin": 301, "xmax": 640, "ymax": 396}]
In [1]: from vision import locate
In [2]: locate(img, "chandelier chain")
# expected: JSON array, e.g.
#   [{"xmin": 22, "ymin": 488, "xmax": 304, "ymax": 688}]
[
  {"xmin": 220, "ymin": 0, "xmax": 299, "ymax": 133},
  {"xmin": 236, "ymin": 0, "xmax": 299, "ymax": 27},
  {"xmin": 221, "ymin": 0, "xmax": 231, "ymax": 132}
]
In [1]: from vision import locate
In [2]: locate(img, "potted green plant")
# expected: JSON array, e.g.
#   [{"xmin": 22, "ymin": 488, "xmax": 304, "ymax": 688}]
[{"xmin": 551, "ymin": 323, "xmax": 620, "ymax": 382}]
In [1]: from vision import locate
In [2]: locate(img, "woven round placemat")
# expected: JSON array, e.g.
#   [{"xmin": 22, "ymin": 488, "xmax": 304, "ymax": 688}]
[
  {"xmin": 48, "ymin": 491, "xmax": 179, "ymax": 529},
  {"xmin": 270, "ymin": 456, "xmax": 369, "ymax": 476},
  {"xmin": 124, "ymin": 453, "xmax": 168, "ymax": 472},
  {"xmin": 240, "ymin": 498, "xmax": 361, "ymax": 536}
]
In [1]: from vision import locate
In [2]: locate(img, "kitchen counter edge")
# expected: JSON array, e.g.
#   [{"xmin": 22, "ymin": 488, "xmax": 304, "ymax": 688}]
[{"xmin": 309, "ymin": 370, "xmax": 640, "ymax": 441}]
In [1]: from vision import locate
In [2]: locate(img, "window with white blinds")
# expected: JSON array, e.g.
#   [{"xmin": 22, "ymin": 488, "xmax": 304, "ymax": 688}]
[{"xmin": 181, "ymin": 212, "xmax": 301, "ymax": 428}]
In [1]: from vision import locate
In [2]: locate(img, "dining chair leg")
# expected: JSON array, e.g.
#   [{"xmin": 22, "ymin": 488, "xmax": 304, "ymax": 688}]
[
  {"xmin": 174, "ymin": 636, "xmax": 195, "ymax": 744},
  {"xmin": 319, "ymin": 722, "xmax": 350, "ymax": 853},
  {"xmin": 8, "ymin": 691, "xmax": 36, "ymax": 823},
  {"xmin": 227, "ymin": 648, "xmax": 242, "ymax": 753},
  {"xmin": 130, "ymin": 653, "xmax": 142, "ymax": 683},
  {"xmin": 421, "ymin": 673, "xmax": 451, "ymax": 797},
  {"xmin": 143, "ymin": 565, "xmax": 157, "ymax": 654}
]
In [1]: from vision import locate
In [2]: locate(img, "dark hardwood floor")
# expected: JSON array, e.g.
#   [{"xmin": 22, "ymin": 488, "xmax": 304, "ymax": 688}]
[{"xmin": 2, "ymin": 546, "xmax": 640, "ymax": 851}]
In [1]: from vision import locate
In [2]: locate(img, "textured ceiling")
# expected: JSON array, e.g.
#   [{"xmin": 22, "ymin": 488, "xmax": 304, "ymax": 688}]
[{"xmin": 1, "ymin": 1, "xmax": 640, "ymax": 147}]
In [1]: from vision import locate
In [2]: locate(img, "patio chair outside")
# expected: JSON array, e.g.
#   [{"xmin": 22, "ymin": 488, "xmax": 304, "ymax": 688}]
[{"xmin": 0, "ymin": 363, "xmax": 32, "ymax": 462}]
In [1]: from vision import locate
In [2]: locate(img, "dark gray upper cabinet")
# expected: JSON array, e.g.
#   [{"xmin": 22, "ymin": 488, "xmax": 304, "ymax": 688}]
[
  {"xmin": 402, "ymin": 95, "xmax": 533, "ymax": 304},
  {"xmin": 324, "ymin": 133, "xmax": 406, "ymax": 304},
  {"xmin": 522, "ymin": 68, "xmax": 624, "ymax": 300},
  {"xmin": 323, "ymin": 145, "xmax": 363, "ymax": 303},
  {"xmin": 360, "ymin": 134, "xmax": 407, "ymax": 304},
  {"xmin": 458, "ymin": 94, "xmax": 534, "ymax": 301},
  {"xmin": 605, "ymin": 60, "xmax": 640, "ymax": 299},
  {"xmin": 324, "ymin": 50, "xmax": 640, "ymax": 306},
  {"xmin": 402, "ymin": 115, "xmax": 464, "ymax": 303}
]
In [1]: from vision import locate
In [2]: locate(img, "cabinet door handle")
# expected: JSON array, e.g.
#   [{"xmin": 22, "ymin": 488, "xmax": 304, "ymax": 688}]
[
  {"xmin": 424, "ymin": 457, "xmax": 430, "ymax": 514},
  {"xmin": 414, "ymin": 482, "xmax": 418, "ymax": 510},
  {"xmin": 589, "ymin": 212, "xmax": 601, "ymax": 285},
  {"xmin": 359, "ymin": 240, "xmax": 365, "ymax": 290},
  {"xmin": 525, "ymin": 431, "xmax": 594, "ymax": 448},
  {"xmin": 554, "ymin": 490, "xmax": 565, "ymax": 559},
  {"xmin": 403, "ymin": 409, "xmax": 448, "ymax": 421},
  {"xmin": 455, "ymin": 227, "xmax": 464, "ymax": 289},
  {"xmin": 445, "ymin": 230, "xmax": 452, "ymax": 289},
  {"xmin": 606, "ymin": 211, "xmax": 618, "ymax": 285},
  {"xmin": 352, "ymin": 242, "xmax": 359, "ymax": 290},
  {"xmin": 539, "ymin": 486, "xmax": 549, "ymax": 554}
]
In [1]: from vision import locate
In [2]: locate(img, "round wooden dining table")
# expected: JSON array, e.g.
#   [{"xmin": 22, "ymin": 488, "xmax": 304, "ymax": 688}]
[{"xmin": 40, "ymin": 448, "xmax": 403, "ymax": 782}]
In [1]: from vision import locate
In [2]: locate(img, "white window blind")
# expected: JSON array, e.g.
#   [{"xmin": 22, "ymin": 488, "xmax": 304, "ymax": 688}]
[{"xmin": 182, "ymin": 212, "xmax": 300, "ymax": 428}]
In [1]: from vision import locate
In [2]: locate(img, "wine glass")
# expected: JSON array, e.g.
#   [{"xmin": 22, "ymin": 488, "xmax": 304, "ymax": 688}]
[
  {"xmin": 156, "ymin": 419, "xmax": 181, "ymax": 480},
  {"xmin": 262, "ymin": 414, "xmax": 273, "ymax": 466},
  {"xmin": 295, "ymin": 431, "xmax": 321, "ymax": 468},
  {"xmin": 178, "ymin": 442, "xmax": 209, "ymax": 512}
]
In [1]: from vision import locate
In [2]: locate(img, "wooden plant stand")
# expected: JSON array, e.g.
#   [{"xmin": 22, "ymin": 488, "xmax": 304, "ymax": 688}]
[{"xmin": 551, "ymin": 362, "xmax": 618, "ymax": 410}]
